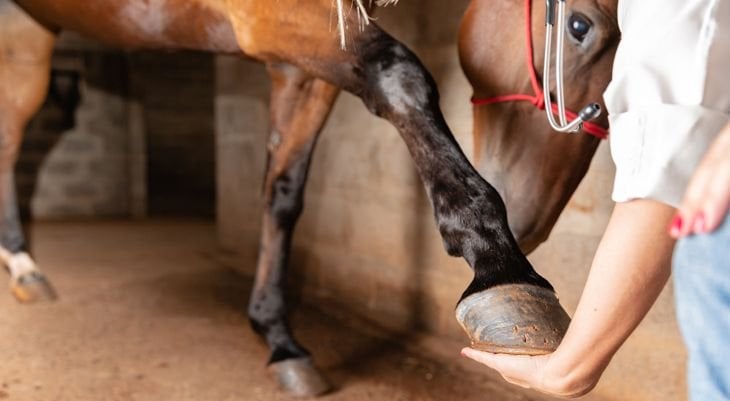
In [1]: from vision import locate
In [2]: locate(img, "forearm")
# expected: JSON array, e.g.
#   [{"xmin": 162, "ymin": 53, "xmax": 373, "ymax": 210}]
[{"xmin": 545, "ymin": 199, "xmax": 676, "ymax": 395}]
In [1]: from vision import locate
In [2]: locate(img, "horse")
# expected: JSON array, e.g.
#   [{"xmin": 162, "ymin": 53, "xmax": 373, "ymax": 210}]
[
  {"xmin": 0, "ymin": 0, "xmax": 619, "ymax": 397},
  {"xmin": 460, "ymin": 0, "xmax": 619, "ymax": 253}
]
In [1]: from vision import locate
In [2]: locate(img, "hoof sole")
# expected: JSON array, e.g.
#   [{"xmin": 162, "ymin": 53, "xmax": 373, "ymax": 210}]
[
  {"xmin": 10, "ymin": 271, "xmax": 58, "ymax": 303},
  {"xmin": 269, "ymin": 357, "xmax": 331, "ymax": 397},
  {"xmin": 455, "ymin": 284, "xmax": 570, "ymax": 355}
]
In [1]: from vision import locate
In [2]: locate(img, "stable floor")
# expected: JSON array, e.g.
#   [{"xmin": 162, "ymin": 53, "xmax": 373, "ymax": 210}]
[{"xmin": 0, "ymin": 220, "xmax": 550, "ymax": 401}]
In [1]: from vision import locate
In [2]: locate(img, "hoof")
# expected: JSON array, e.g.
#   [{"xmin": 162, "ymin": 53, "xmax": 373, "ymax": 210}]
[
  {"xmin": 10, "ymin": 270, "xmax": 58, "ymax": 303},
  {"xmin": 268, "ymin": 357, "xmax": 331, "ymax": 397},
  {"xmin": 455, "ymin": 284, "xmax": 570, "ymax": 355}
]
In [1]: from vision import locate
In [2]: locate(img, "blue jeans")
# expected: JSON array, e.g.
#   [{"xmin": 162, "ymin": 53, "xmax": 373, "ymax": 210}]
[{"xmin": 674, "ymin": 215, "xmax": 730, "ymax": 401}]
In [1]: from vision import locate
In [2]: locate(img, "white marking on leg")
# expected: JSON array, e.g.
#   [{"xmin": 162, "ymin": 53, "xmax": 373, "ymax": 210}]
[
  {"xmin": 3, "ymin": 251, "xmax": 39, "ymax": 279},
  {"xmin": 378, "ymin": 58, "xmax": 430, "ymax": 114}
]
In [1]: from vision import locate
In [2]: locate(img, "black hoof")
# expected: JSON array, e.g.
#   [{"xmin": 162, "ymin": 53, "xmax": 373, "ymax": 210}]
[
  {"xmin": 455, "ymin": 284, "xmax": 570, "ymax": 355},
  {"xmin": 10, "ymin": 270, "xmax": 58, "ymax": 304},
  {"xmin": 268, "ymin": 357, "xmax": 331, "ymax": 397}
]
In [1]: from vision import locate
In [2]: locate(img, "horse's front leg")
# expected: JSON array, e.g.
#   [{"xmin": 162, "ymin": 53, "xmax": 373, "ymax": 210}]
[
  {"xmin": 344, "ymin": 32, "xmax": 570, "ymax": 354},
  {"xmin": 0, "ymin": 0, "xmax": 57, "ymax": 303},
  {"xmin": 248, "ymin": 63, "xmax": 339, "ymax": 397}
]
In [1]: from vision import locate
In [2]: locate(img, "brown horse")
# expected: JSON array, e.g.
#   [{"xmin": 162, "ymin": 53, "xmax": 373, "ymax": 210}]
[
  {"xmin": 0, "ymin": 0, "xmax": 619, "ymax": 397},
  {"xmin": 460, "ymin": 0, "xmax": 619, "ymax": 253}
]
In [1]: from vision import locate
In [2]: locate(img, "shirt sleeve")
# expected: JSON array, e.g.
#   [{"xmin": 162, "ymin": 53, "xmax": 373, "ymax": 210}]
[{"xmin": 604, "ymin": 0, "xmax": 730, "ymax": 207}]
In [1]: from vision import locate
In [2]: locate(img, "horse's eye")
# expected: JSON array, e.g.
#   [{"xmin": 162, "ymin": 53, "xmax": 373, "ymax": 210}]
[{"xmin": 567, "ymin": 14, "xmax": 592, "ymax": 43}]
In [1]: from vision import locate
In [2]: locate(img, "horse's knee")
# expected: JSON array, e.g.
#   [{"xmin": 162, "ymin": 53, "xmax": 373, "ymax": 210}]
[
  {"xmin": 0, "ymin": 121, "xmax": 22, "ymax": 171},
  {"xmin": 268, "ymin": 175, "xmax": 305, "ymax": 229},
  {"xmin": 354, "ymin": 35, "xmax": 439, "ymax": 119},
  {"xmin": 0, "ymin": 126, "xmax": 21, "ymax": 156},
  {"xmin": 264, "ymin": 150, "xmax": 311, "ymax": 231}
]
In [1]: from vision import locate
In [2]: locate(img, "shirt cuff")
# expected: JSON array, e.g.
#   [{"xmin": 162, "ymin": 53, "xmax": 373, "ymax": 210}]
[{"xmin": 609, "ymin": 104, "xmax": 729, "ymax": 207}]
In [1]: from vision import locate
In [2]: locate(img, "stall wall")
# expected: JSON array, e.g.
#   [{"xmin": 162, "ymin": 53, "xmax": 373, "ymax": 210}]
[
  {"xmin": 20, "ymin": 52, "xmax": 130, "ymax": 218},
  {"xmin": 216, "ymin": 3, "xmax": 686, "ymax": 400},
  {"xmin": 21, "ymin": 41, "xmax": 217, "ymax": 219}
]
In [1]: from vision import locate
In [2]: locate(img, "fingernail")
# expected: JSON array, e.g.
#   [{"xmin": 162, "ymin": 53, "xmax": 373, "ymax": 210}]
[
  {"xmin": 669, "ymin": 215, "xmax": 683, "ymax": 237},
  {"xmin": 694, "ymin": 213, "xmax": 706, "ymax": 233}
]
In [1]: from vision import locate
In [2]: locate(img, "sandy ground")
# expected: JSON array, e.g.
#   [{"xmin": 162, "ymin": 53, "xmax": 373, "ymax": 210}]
[{"xmin": 0, "ymin": 220, "xmax": 554, "ymax": 401}]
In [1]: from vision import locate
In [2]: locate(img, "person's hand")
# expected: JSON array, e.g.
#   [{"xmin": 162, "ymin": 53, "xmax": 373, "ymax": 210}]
[
  {"xmin": 460, "ymin": 200, "xmax": 675, "ymax": 399},
  {"xmin": 460, "ymin": 348, "xmax": 597, "ymax": 398},
  {"xmin": 670, "ymin": 123, "xmax": 730, "ymax": 238}
]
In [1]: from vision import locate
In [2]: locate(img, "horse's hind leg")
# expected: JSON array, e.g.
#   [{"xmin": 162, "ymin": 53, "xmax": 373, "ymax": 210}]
[
  {"xmin": 248, "ymin": 63, "xmax": 339, "ymax": 397},
  {"xmin": 0, "ymin": 1, "xmax": 57, "ymax": 302}
]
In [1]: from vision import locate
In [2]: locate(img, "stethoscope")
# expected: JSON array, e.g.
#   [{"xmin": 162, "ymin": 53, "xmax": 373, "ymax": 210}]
[{"xmin": 543, "ymin": 0, "xmax": 602, "ymax": 133}]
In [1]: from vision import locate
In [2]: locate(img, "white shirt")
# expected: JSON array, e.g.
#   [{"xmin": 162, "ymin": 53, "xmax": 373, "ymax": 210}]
[{"xmin": 604, "ymin": 0, "xmax": 730, "ymax": 207}]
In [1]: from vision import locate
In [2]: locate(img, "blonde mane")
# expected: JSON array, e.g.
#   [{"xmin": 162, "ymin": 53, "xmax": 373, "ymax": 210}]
[{"xmin": 335, "ymin": 0, "xmax": 400, "ymax": 49}]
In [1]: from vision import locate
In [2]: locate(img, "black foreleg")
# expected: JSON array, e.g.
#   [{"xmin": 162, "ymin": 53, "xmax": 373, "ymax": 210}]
[
  {"xmin": 348, "ymin": 28, "xmax": 552, "ymax": 297},
  {"xmin": 348, "ymin": 29, "xmax": 569, "ymax": 355}
]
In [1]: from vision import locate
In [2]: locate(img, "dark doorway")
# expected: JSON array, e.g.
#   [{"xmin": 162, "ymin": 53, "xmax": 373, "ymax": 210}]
[{"xmin": 130, "ymin": 52, "xmax": 217, "ymax": 218}]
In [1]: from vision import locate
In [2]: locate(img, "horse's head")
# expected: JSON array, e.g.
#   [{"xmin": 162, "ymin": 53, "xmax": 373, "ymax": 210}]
[{"xmin": 458, "ymin": 0, "xmax": 619, "ymax": 253}]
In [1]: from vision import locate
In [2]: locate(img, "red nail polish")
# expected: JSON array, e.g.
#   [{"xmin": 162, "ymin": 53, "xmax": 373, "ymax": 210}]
[{"xmin": 669, "ymin": 215, "xmax": 683, "ymax": 236}]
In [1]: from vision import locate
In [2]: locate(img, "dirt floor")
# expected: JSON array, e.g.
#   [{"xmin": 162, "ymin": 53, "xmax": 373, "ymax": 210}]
[{"xmin": 0, "ymin": 220, "xmax": 555, "ymax": 401}]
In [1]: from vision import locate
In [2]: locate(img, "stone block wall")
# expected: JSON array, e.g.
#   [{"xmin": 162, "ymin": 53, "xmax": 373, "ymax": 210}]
[
  {"xmin": 19, "ymin": 42, "xmax": 216, "ymax": 220},
  {"xmin": 19, "ymin": 52, "xmax": 130, "ymax": 218}
]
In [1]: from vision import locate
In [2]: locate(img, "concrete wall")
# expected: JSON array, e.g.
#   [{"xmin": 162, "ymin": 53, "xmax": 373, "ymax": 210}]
[{"xmin": 215, "ymin": 1, "xmax": 686, "ymax": 401}]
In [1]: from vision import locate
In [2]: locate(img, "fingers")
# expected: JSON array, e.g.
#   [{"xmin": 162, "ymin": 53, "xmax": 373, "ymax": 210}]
[
  {"xmin": 702, "ymin": 166, "xmax": 730, "ymax": 232},
  {"xmin": 460, "ymin": 348, "xmax": 596, "ymax": 398},
  {"xmin": 671, "ymin": 128, "xmax": 730, "ymax": 238},
  {"xmin": 672, "ymin": 171, "xmax": 730, "ymax": 238},
  {"xmin": 460, "ymin": 348, "xmax": 536, "ymax": 388},
  {"xmin": 460, "ymin": 347, "xmax": 524, "ymax": 373}
]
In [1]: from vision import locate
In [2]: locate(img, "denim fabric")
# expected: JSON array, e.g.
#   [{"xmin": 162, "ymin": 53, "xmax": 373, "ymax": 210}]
[{"xmin": 674, "ymin": 215, "xmax": 730, "ymax": 401}]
